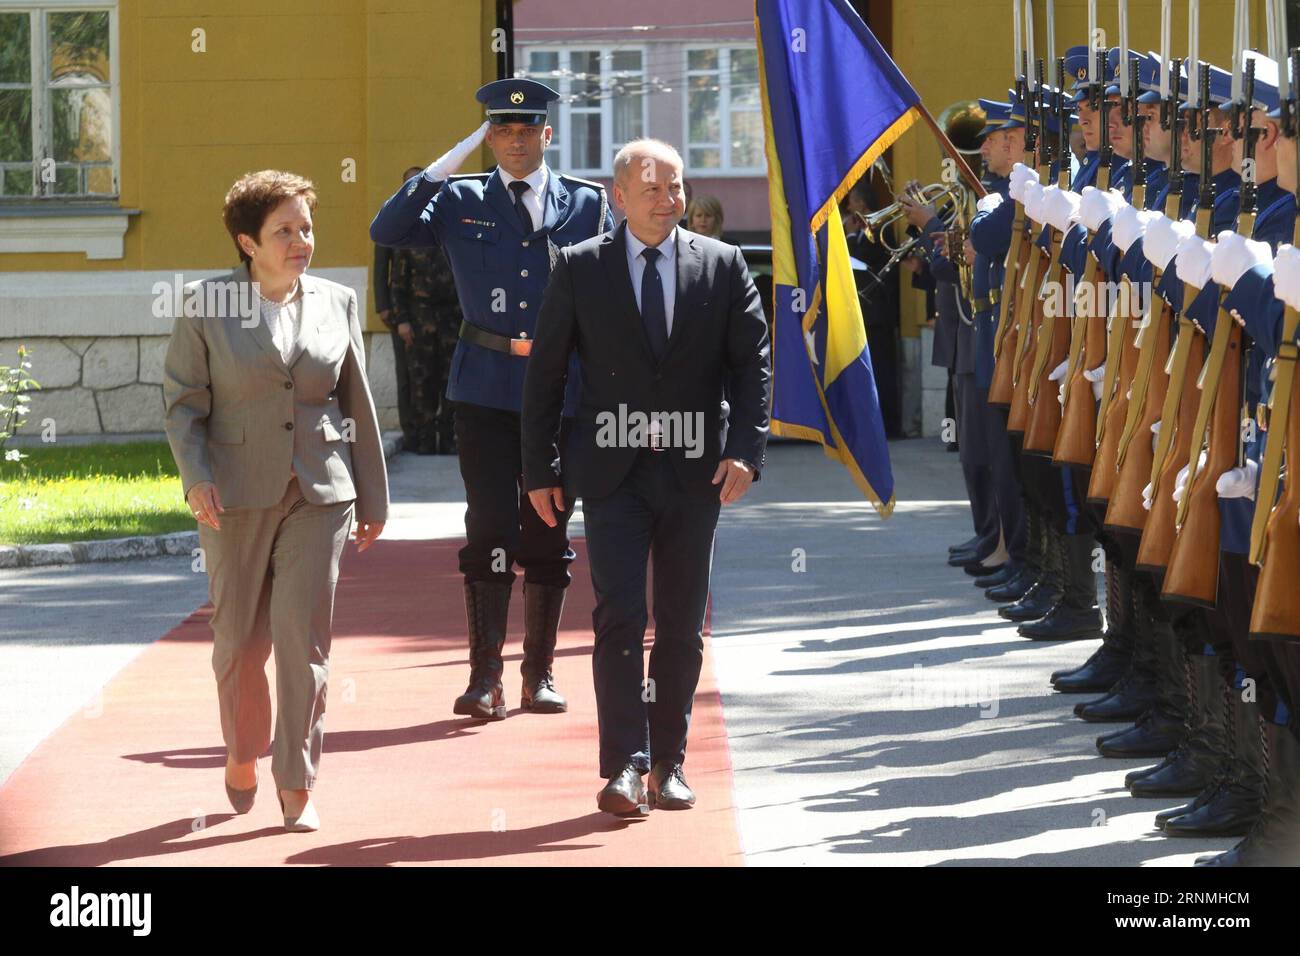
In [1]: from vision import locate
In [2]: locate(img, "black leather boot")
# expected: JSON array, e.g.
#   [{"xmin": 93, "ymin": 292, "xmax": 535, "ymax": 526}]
[
  {"xmin": 521, "ymin": 582, "xmax": 568, "ymax": 714},
  {"xmin": 1075, "ymin": 579, "xmax": 1157, "ymax": 721},
  {"xmin": 1128, "ymin": 652, "xmax": 1227, "ymax": 796},
  {"xmin": 1053, "ymin": 559, "xmax": 1133, "ymax": 690},
  {"xmin": 452, "ymin": 579, "xmax": 511, "ymax": 720},
  {"xmin": 1096, "ymin": 615, "xmax": 1187, "ymax": 757},
  {"xmin": 1165, "ymin": 693, "xmax": 1267, "ymax": 838},
  {"xmin": 1000, "ymin": 517, "xmax": 1062, "ymax": 622},
  {"xmin": 1196, "ymin": 721, "xmax": 1300, "ymax": 866},
  {"xmin": 1019, "ymin": 532, "xmax": 1103, "ymax": 640}
]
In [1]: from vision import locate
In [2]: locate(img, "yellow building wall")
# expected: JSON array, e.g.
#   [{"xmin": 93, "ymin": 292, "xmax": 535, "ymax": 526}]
[
  {"xmin": 4, "ymin": 0, "xmax": 498, "ymax": 331},
  {"xmin": 888, "ymin": 0, "xmax": 1241, "ymax": 338}
]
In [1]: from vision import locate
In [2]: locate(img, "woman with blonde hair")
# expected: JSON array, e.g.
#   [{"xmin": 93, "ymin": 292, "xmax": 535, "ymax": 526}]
[
  {"xmin": 163, "ymin": 169, "xmax": 389, "ymax": 832},
  {"xmin": 686, "ymin": 195, "xmax": 725, "ymax": 239}
]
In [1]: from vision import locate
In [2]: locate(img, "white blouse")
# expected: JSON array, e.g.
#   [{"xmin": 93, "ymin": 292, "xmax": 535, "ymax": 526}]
[{"xmin": 260, "ymin": 285, "xmax": 305, "ymax": 367}]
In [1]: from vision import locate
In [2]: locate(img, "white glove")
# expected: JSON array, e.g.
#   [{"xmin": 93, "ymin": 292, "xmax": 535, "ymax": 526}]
[
  {"xmin": 423, "ymin": 121, "xmax": 490, "ymax": 182},
  {"xmin": 1145, "ymin": 216, "xmax": 1196, "ymax": 270},
  {"xmin": 1172, "ymin": 451, "xmax": 1208, "ymax": 504},
  {"xmin": 1142, "ymin": 481, "xmax": 1154, "ymax": 511},
  {"xmin": 1112, "ymin": 207, "xmax": 1157, "ymax": 253},
  {"xmin": 1274, "ymin": 244, "xmax": 1300, "ymax": 311},
  {"xmin": 1025, "ymin": 183, "xmax": 1049, "ymax": 224},
  {"xmin": 1079, "ymin": 187, "xmax": 1125, "ymax": 231},
  {"xmin": 1211, "ymin": 232, "xmax": 1273, "ymax": 289},
  {"xmin": 1049, "ymin": 358, "xmax": 1070, "ymax": 406},
  {"xmin": 1150, "ymin": 420, "xmax": 1161, "ymax": 453},
  {"xmin": 1009, "ymin": 162, "xmax": 1038, "ymax": 201},
  {"xmin": 1082, "ymin": 364, "xmax": 1106, "ymax": 401},
  {"xmin": 1043, "ymin": 189, "xmax": 1082, "ymax": 232},
  {"xmin": 1216, "ymin": 460, "xmax": 1259, "ymax": 500},
  {"xmin": 1175, "ymin": 235, "xmax": 1216, "ymax": 291},
  {"xmin": 977, "ymin": 192, "xmax": 1006, "ymax": 215}
]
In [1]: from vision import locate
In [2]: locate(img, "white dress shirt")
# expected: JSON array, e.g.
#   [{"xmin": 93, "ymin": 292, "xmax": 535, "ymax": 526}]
[
  {"xmin": 625, "ymin": 226, "xmax": 677, "ymax": 335},
  {"xmin": 497, "ymin": 163, "xmax": 548, "ymax": 231}
]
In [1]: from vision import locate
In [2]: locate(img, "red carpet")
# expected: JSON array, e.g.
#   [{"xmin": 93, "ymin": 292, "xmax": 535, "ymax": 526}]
[{"xmin": 0, "ymin": 539, "xmax": 743, "ymax": 866}]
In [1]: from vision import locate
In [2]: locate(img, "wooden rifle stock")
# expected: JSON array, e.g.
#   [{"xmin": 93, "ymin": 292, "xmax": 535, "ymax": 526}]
[
  {"xmin": 1163, "ymin": 317, "xmax": 1243, "ymax": 608},
  {"xmin": 1250, "ymin": 340, "xmax": 1300, "ymax": 639},
  {"xmin": 1137, "ymin": 320, "xmax": 1204, "ymax": 574},
  {"xmin": 989, "ymin": 232, "xmax": 1034, "ymax": 406},
  {"xmin": 993, "ymin": 214, "xmax": 1027, "ymax": 358},
  {"xmin": 1086, "ymin": 278, "xmax": 1141, "ymax": 505},
  {"xmin": 1054, "ymin": 257, "xmax": 1105, "ymax": 466},
  {"xmin": 1007, "ymin": 245, "xmax": 1049, "ymax": 433},
  {"xmin": 1024, "ymin": 254, "xmax": 1072, "ymax": 454},
  {"xmin": 1105, "ymin": 301, "xmax": 1173, "ymax": 533}
]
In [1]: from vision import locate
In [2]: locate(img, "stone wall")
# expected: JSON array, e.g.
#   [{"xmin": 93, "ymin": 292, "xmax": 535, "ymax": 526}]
[{"xmin": 2, "ymin": 332, "xmax": 401, "ymax": 436}]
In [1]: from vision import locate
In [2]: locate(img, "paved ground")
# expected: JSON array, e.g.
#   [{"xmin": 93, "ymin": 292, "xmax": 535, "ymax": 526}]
[{"xmin": 0, "ymin": 438, "xmax": 1237, "ymax": 865}]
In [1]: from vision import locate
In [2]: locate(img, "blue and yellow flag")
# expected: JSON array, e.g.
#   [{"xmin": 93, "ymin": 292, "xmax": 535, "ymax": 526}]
[{"xmin": 756, "ymin": 0, "xmax": 917, "ymax": 516}]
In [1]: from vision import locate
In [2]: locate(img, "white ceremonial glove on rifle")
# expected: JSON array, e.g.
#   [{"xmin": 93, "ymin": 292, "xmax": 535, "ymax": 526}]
[
  {"xmin": 1112, "ymin": 206, "xmax": 1157, "ymax": 254},
  {"xmin": 1150, "ymin": 419, "xmax": 1160, "ymax": 453},
  {"xmin": 1175, "ymin": 235, "xmax": 1216, "ymax": 291},
  {"xmin": 1273, "ymin": 244, "xmax": 1300, "ymax": 311},
  {"xmin": 1142, "ymin": 480, "xmax": 1154, "ymax": 511},
  {"xmin": 423, "ymin": 121, "xmax": 490, "ymax": 183},
  {"xmin": 1172, "ymin": 451, "xmax": 1208, "ymax": 504},
  {"xmin": 1043, "ymin": 189, "xmax": 1081, "ymax": 232},
  {"xmin": 1009, "ymin": 162, "xmax": 1038, "ymax": 201},
  {"xmin": 1144, "ymin": 216, "xmax": 1196, "ymax": 271},
  {"xmin": 1079, "ymin": 186, "xmax": 1125, "ymax": 232},
  {"xmin": 1211, "ymin": 232, "xmax": 1274, "ymax": 290},
  {"xmin": 1216, "ymin": 460, "xmax": 1259, "ymax": 500},
  {"xmin": 1082, "ymin": 363, "xmax": 1106, "ymax": 401},
  {"xmin": 1024, "ymin": 183, "xmax": 1050, "ymax": 225},
  {"xmin": 977, "ymin": 192, "xmax": 1006, "ymax": 215},
  {"xmin": 1049, "ymin": 358, "xmax": 1070, "ymax": 405}
]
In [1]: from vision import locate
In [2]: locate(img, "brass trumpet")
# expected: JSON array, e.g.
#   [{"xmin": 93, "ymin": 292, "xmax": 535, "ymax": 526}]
[{"xmin": 855, "ymin": 181, "xmax": 972, "ymax": 274}]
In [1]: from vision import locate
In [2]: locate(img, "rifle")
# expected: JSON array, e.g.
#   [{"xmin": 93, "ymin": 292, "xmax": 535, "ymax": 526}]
[
  {"xmin": 1054, "ymin": 46, "xmax": 1111, "ymax": 466},
  {"xmin": 1025, "ymin": 57, "xmax": 1075, "ymax": 454},
  {"xmin": 1164, "ymin": 55, "xmax": 1258, "ymax": 607},
  {"xmin": 1008, "ymin": 59, "xmax": 1052, "ymax": 434},
  {"xmin": 1138, "ymin": 61, "xmax": 1221, "ymax": 574},
  {"xmin": 1248, "ymin": 31, "xmax": 1300, "ymax": 636},
  {"xmin": 1107, "ymin": 40, "xmax": 1174, "ymax": 533},
  {"xmin": 990, "ymin": 50, "xmax": 1035, "ymax": 406}
]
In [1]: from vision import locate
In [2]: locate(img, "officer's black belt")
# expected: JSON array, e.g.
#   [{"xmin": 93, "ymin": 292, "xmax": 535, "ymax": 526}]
[{"xmin": 459, "ymin": 320, "xmax": 532, "ymax": 356}]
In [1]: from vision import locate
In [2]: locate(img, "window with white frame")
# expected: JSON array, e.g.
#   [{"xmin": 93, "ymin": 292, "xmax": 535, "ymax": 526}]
[
  {"xmin": 685, "ymin": 45, "xmax": 763, "ymax": 174},
  {"xmin": 521, "ymin": 47, "xmax": 647, "ymax": 176},
  {"xmin": 0, "ymin": 3, "xmax": 118, "ymax": 200}
]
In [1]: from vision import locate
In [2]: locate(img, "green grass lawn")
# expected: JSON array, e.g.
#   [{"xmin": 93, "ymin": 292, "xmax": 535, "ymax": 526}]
[{"xmin": 0, "ymin": 441, "xmax": 192, "ymax": 545}]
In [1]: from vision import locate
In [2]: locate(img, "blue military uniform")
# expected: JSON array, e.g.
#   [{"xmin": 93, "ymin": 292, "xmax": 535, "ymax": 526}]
[{"xmin": 368, "ymin": 77, "xmax": 614, "ymax": 719}]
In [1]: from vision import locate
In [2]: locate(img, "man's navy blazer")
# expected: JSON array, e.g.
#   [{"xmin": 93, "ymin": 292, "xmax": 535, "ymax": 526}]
[{"xmin": 522, "ymin": 221, "xmax": 771, "ymax": 500}]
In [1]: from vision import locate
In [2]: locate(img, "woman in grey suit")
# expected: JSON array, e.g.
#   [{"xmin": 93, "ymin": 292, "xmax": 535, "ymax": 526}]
[{"xmin": 163, "ymin": 170, "xmax": 389, "ymax": 832}]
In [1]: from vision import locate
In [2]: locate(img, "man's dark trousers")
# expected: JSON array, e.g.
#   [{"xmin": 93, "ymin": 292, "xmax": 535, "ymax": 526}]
[
  {"xmin": 454, "ymin": 401, "xmax": 574, "ymax": 587},
  {"xmin": 583, "ymin": 448, "xmax": 721, "ymax": 779}
]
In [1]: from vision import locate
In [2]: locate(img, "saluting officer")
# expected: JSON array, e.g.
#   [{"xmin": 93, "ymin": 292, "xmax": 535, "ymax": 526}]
[{"xmin": 370, "ymin": 78, "xmax": 614, "ymax": 720}]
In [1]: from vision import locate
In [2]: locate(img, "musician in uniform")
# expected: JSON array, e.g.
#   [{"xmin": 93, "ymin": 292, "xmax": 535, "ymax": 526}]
[{"xmin": 370, "ymin": 78, "xmax": 614, "ymax": 720}]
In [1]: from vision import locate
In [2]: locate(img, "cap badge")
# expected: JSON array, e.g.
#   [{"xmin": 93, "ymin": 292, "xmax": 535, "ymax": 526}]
[{"xmin": 510, "ymin": 90, "xmax": 525, "ymax": 104}]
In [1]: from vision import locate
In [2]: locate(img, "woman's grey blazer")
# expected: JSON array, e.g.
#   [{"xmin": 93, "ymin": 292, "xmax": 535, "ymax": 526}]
[{"xmin": 163, "ymin": 263, "xmax": 389, "ymax": 524}]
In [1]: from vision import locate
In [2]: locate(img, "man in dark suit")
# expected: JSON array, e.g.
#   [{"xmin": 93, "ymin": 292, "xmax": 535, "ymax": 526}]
[{"xmin": 521, "ymin": 138, "xmax": 771, "ymax": 815}]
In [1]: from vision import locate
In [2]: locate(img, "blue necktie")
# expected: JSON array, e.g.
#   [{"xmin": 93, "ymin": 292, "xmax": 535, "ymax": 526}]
[
  {"xmin": 508, "ymin": 180, "xmax": 533, "ymax": 234},
  {"xmin": 640, "ymin": 247, "xmax": 667, "ymax": 360}
]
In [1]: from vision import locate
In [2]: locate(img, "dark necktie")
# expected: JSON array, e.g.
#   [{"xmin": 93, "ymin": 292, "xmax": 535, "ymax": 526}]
[
  {"xmin": 639, "ymin": 247, "xmax": 668, "ymax": 361},
  {"xmin": 508, "ymin": 180, "xmax": 533, "ymax": 234}
]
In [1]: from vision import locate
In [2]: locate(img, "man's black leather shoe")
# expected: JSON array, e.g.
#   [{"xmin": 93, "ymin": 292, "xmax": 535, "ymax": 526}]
[
  {"xmin": 1052, "ymin": 643, "xmax": 1129, "ymax": 693},
  {"xmin": 597, "ymin": 763, "xmax": 649, "ymax": 816},
  {"xmin": 1018, "ymin": 603, "xmax": 1103, "ymax": 641},
  {"xmin": 1096, "ymin": 710, "xmax": 1184, "ymax": 758},
  {"xmin": 998, "ymin": 581, "xmax": 1060, "ymax": 621},
  {"xmin": 975, "ymin": 563, "xmax": 1018, "ymax": 589},
  {"xmin": 648, "ymin": 762, "xmax": 696, "ymax": 810}
]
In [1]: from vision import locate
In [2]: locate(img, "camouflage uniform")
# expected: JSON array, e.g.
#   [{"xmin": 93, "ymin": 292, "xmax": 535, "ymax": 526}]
[{"xmin": 390, "ymin": 245, "xmax": 462, "ymax": 453}]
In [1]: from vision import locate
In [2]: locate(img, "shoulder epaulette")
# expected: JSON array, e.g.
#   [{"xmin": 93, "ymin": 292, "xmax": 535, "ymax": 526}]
[{"xmin": 560, "ymin": 174, "xmax": 607, "ymax": 192}]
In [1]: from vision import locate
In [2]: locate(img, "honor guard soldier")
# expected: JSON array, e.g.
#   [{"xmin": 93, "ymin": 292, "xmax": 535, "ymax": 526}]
[{"xmin": 370, "ymin": 78, "xmax": 614, "ymax": 720}]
